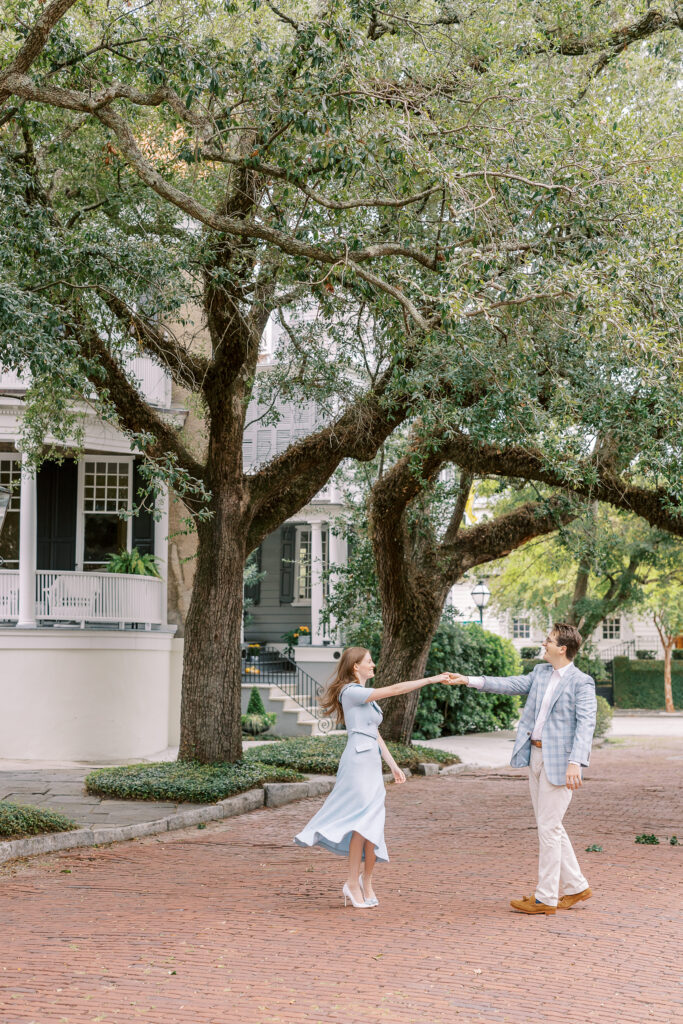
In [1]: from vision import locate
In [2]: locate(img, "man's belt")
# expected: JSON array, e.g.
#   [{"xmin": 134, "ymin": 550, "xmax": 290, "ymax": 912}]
[{"xmin": 530, "ymin": 739, "xmax": 542, "ymax": 748}]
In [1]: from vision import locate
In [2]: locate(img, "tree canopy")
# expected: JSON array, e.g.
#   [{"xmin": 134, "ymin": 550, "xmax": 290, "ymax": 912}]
[{"xmin": 1, "ymin": 0, "xmax": 682, "ymax": 758}]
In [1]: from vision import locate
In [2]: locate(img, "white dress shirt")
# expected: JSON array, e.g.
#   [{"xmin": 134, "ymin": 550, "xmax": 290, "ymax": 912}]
[
  {"xmin": 530, "ymin": 663, "xmax": 570, "ymax": 740},
  {"xmin": 468, "ymin": 662, "xmax": 579, "ymax": 764}
]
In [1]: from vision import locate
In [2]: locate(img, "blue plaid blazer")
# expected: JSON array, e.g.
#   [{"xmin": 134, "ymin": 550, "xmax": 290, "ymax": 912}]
[{"xmin": 479, "ymin": 662, "xmax": 597, "ymax": 786}]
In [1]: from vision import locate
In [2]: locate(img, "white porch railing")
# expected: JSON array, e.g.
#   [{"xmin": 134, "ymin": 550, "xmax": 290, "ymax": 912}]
[
  {"xmin": 0, "ymin": 569, "xmax": 19, "ymax": 620},
  {"xmin": 0, "ymin": 369, "xmax": 25, "ymax": 390},
  {"xmin": 0, "ymin": 568, "xmax": 163, "ymax": 628},
  {"xmin": 126, "ymin": 356, "xmax": 172, "ymax": 408},
  {"xmin": 1, "ymin": 356, "xmax": 172, "ymax": 409}
]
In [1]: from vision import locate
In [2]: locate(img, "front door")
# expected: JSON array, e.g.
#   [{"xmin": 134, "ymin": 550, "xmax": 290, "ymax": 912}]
[{"xmin": 37, "ymin": 460, "xmax": 78, "ymax": 571}]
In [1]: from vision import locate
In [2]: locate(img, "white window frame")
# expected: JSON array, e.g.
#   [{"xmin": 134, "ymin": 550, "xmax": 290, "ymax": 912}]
[
  {"xmin": 291, "ymin": 524, "xmax": 329, "ymax": 606},
  {"xmin": 512, "ymin": 616, "xmax": 531, "ymax": 639},
  {"xmin": 292, "ymin": 526, "xmax": 312, "ymax": 605},
  {"xmin": 75, "ymin": 456, "xmax": 133, "ymax": 571},
  {"xmin": 0, "ymin": 455, "xmax": 21, "ymax": 569},
  {"xmin": 602, "ymin": 617, "xmax": 621, "ymax": 640}
]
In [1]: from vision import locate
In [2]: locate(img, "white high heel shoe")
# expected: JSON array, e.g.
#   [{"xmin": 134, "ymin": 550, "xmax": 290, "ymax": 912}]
[
  {"xmin": 343, "ymin": 882, "xmax": 370, "ymax": 908},
  {"xmin": 359, "ymin": 874, "xmax": 379, "ymax": 907}
]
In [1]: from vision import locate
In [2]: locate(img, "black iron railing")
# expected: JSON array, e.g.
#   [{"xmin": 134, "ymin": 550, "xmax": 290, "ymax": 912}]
[
  {"xmin": 241, "ymin": 644, "xmax": 334, "ymax": 733},
  {"xmin": 600, "ymin": 640, "xmax": 636, "ymax": 664}
]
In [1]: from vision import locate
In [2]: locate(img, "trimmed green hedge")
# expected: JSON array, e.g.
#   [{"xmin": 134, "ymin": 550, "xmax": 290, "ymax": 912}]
[
  {"xmin": 613, "ymin": 657, "xmax": 683, "ymax": 709},
  {"xmin": 0, "ymin": 802, "xmax": 76, "ymax": 840},
  {"xmin": 414, "ymin": 621, "xmax": 521, "ymax": 739},
  {"xmin": 85, "ymin": 760, "xmax": 305, "ymax": 804},
  {"xmin": 245, "ymin": 736, "xmax": 459, "ymax": 775}
]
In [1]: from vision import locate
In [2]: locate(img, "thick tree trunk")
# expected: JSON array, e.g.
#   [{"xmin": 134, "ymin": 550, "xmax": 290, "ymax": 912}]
[
  {"xmin": 178, "ymin": 504, "xmax": 247, "ymax": 763},
  {"xmin": 374, "ymin": 627, "xmax": 436, "ymax": 744}
]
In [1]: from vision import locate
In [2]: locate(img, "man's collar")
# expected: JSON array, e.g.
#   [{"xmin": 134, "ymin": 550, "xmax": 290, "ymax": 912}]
[{"xmin": 555, "ymin": 662, "xmax": 572, "ymax": 677}]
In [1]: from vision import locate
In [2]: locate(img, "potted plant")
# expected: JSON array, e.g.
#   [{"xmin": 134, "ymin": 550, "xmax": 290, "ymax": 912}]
[
  {"xmin": 281, "ymin": 629, "xmax": 299, "ymax": 657},
  {"xmin": 241, "ymin": 688, "xmax": 277, "ymax": 736},
  {"xmin": 106, "ymin": 548, "xmax": 161, "ymax": 577},
  {"xmin": 297, "ymin": 625, "xmax": 311, "ymax": 646}
]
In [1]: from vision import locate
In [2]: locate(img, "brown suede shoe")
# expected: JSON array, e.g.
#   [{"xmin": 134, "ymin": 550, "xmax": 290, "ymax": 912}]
[
  {"xmin": 510, "ymin": 896, "xmax": 556, "ymax": 915},
  {"xmin": 557, "ymin": 888, "xmax": 592, "ymax": 909}
]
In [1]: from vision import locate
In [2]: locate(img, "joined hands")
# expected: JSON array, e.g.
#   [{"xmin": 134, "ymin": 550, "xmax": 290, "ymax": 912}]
[{"xmin": 430, "ymin": 672, "xmax": 469, "ymax": 685}]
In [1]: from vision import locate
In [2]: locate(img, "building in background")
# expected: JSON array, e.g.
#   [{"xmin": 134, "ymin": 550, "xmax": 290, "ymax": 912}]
[{"xmin": 0, "ymin": 357, "xmax": 184, "ymax": 762}]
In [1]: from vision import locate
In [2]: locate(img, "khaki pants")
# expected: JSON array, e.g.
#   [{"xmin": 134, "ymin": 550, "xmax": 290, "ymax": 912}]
[{"xmin": 529, "ymin": 746, "xmax": 588, "ymax": 906}]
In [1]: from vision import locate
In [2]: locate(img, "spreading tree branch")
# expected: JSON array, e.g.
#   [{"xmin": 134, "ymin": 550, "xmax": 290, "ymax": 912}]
[{"xmin": 443, "ymin": 431, "xmax": 683, "ymax": 537}]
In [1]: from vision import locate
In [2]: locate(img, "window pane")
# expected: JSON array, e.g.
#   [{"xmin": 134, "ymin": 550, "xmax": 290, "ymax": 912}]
[
  {"xmin": 297, "ymin": 529, "xmax": 311, "ymax": 600},
  {"xmin": 0, "ymin": 509, "xmax": 20, "ymax": 567},
  {"xmin": 512, "ymin": 617, "xmax": 530, "ymax": 639},
  {"xmin": 83, "ymin": 514, "xmax": 127, "ymax": 566},
  {"xmin": 0, "ymin": 458, "xmax": 21, "ymax": 511}
]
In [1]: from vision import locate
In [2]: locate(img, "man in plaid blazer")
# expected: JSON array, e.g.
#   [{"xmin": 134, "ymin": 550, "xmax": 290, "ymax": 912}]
[{"xmin": 453, "ymin": 622, "xmax": 597, "ymax": 915}]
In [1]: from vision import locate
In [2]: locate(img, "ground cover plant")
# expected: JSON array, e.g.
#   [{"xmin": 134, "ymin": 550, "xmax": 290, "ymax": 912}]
[
  {"xmin": 0, "ymin": 802, "xmax": 76, "ymax": 841},
  {"xmin": 245, "ymin": 736, "xmax": 458, "ymax": 775},
  {"xmin": 85, "ymin": 760, "xmax": 305, "ymax": 804}
]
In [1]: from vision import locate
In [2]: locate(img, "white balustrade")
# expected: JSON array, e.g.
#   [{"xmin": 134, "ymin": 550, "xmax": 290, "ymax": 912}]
[
  {"xmin": 0, "ymin": 570, "xmax": 163, "ymax": 627},
  {"xmin": 126, "ymin": 356, "xmax": 172, "ymax": 408},
  {"xmin": 1, "ymin": 357, "xmax": 172, "ymax": 408},
  {"xmin": 313, "ymin": 482, "xmax": 343, "ymax": 504},
  {"xmin": 35, "ymin": 570, "xmax": 163, "ymax": 627},
  {"xmin": 0, "ymin": 569, "xmax": 20, "ymax": 620},
  {"xmin": 0, "ymin": 369, "xmax": 25, "ymax": 390}
]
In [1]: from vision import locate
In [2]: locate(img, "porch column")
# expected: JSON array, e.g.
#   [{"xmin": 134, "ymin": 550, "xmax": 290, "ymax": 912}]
[
  {"xmin": 17, "ymin": 453, "xmax": 37, "ymax": 628},
  {"xmin": 310, "ymin": 520, "xmax": 324, "ymax": 645},
  {"xmin": 327, "ymin": 526, "xmax": 346, "ymax": 642},
  {"xmin": 154, "ymin": 485, "xmax": 169, "ymax": 628}
]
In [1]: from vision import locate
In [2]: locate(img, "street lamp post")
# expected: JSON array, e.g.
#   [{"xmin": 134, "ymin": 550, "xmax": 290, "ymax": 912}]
[{"xmin": 471, "ymin": 579, "xmax": 491, "ymax": 627}]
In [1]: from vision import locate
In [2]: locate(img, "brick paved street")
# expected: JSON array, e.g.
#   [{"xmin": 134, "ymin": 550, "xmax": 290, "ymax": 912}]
[{"xmin": 1, "ymin": 738, "xmax": 681, "ymax": 1024}]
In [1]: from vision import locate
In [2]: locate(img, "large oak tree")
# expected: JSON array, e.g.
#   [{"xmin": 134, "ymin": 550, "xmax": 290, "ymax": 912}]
[{"xmin": 1, "ymin": 1, "xmax": 681, "ymax": 759}]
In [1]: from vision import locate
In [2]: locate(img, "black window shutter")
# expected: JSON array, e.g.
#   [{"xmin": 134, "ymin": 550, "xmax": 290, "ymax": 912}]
[
  {"xmin": 280, "ymin": 525, "xmax": 295, "ymax": 604},
  {"xmin": 244, "ymin": 545, "xmax": 262, "ymax": 606},
  {"xmin": 131, "ymin": 460, "xmax": 154, "ymax": 556},
  {"xmin": 36, "ymin": 459, "xmax": 78, "ymax": 571}
]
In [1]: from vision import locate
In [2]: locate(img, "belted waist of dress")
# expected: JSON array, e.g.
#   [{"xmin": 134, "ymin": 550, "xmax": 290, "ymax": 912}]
[{"xmin": 348, "ymin": 729, "xmax": 378, "ymax": 740}]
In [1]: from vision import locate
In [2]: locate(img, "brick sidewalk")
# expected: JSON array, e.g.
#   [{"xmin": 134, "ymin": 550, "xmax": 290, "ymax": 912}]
[{"xmin": 1, "ymin": 739, "xmax": 681, "ymax": 1024}]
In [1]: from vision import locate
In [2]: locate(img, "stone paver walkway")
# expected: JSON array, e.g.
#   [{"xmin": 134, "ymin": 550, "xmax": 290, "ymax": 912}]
[
  {"xmin": 0, "ymin": 741, "xmax": 269, "ymax": 827},
  {"xmin": 1, "ymin": 740, "xmax": 681, "ymax": 1024},
  {"xmin": 0, "ymin": 770, "xmax": 210, "ymax": 827}
]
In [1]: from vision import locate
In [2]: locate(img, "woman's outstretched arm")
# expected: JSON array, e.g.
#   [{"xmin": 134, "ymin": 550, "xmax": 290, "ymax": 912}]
[{"xmin": 365, "ymin": 672, "xmax": 455, "ymax": 702}]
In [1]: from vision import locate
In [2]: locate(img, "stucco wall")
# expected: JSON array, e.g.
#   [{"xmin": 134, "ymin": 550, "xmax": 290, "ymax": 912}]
[{"xmin": 0, "ymin": 630, "xmax": 177, "ymax": 761}]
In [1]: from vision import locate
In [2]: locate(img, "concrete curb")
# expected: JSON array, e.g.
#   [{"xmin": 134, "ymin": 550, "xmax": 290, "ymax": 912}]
[
  {"xmin": 0, "ymin": 763, "xmax": 447, "ymax": 866},
  {"xmin": 0, "ymin": 786, "xmax": 271, "ymax": 865}
]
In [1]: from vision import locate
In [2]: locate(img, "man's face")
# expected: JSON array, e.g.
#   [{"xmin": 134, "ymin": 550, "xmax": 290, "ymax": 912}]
[{"xmin": 541, "ymin": 633, "xmax": 567, "ymax": 663}]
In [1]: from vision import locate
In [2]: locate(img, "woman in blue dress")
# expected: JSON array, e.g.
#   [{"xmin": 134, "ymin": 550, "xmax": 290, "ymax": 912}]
[{"xmin": 294, "ymin": 646, "xmax": 453, "ymax": 909}]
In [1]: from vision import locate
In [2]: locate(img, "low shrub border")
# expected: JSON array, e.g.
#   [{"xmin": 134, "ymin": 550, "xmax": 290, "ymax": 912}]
[
  {"xmin": 85, "ymin": 760, "xmax": 305, "ymax": 804},
  {"xmin": 0, "ymin": 802, "xmax": 76, "ymax": 841},
  {"xmin": 245, "ymin": 736, "xmax": 459, "ymax": 775}
]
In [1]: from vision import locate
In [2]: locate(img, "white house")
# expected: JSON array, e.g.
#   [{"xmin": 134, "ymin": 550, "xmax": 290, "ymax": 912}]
[{"xmin": 0, "ymin": 358, "xmax": 185, "ymax": 762}]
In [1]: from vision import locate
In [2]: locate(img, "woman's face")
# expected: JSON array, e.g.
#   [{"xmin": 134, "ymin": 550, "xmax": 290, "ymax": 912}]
[{"xmin": 354, "ymin": 651, "xmax": 375, "ymax": 681}]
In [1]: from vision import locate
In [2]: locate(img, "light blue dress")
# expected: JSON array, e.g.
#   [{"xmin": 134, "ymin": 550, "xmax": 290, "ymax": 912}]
[{"xmin": 294, "ymin": 683, "xmax": 388, "ymax": 862}]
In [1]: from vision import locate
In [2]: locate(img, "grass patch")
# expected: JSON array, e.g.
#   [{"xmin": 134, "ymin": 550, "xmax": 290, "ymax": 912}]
[
  {"xmin": 85, "ymin": 760, "xmax": 305, "ymax": 804},
  {"xmin": 0, "ymin": 802, "xmax": 77, "ymax": 841},
  {"xmin": 245, "ymin": 736, "xmax": 459, "ymax": 775}
]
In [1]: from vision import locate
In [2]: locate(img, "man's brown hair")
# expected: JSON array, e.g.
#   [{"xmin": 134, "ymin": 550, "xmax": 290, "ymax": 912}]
[{"xmin": 551, "ymin": 622, "xmax": 583, "ymax": 660}]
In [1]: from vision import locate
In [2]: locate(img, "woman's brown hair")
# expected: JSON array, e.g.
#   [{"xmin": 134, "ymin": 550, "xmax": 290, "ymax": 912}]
[{"xmin": 319, "ymin": 646, "xmax": 370, "ymax": 726}]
